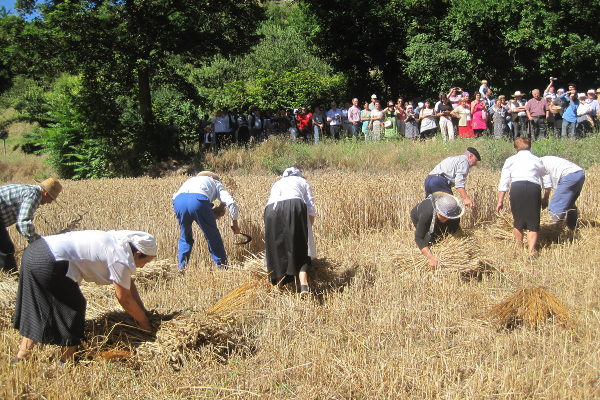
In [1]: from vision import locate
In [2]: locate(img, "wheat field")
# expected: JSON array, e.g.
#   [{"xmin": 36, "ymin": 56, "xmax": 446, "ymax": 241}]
[{"xmin": 1, "ymin": 166, "xmax": 599, "ymax": 399}]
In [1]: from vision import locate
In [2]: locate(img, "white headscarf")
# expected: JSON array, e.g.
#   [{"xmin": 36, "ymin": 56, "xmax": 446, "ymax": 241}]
[
  {"xmin": 282, "ymin": 167, "xmax": 303, "ymax": 178},
  {"xmin": 111, "ymin": 230, "xmax": 157, "ymax": 257}
]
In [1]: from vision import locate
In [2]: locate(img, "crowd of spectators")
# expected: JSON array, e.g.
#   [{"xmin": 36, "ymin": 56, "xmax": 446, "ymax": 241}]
[{"xmin": 202, "ymin": 78, "xmax": 600, "ymax": 150}]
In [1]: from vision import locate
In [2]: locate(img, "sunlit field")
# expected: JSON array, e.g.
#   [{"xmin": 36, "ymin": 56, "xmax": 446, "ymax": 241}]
[{"xmin": 1, "ymin": 163, "xmax": 599, "ymax": 399}]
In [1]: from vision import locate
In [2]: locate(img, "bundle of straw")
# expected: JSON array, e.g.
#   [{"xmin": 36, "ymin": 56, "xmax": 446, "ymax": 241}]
[
  {"xmin": 0, "ymin": 278, "xmax": 18, "ymax": 329},
  {"xmin": 490, "ymin": 287, "xmax": 569, "ymax": 329},
  {"xmin": 416, "ymin": 235, "xmax": 482, "ymax": 271},
  {"xmin": 132, "ymin": 259, "xmax": 178, "ymax": 288}
]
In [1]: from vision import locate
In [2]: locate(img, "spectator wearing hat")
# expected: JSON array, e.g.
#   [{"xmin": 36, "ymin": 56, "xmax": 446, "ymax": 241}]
[
  {"xmin": 541, "ymin": 156, "xmax": 585, "ymax": 230},
  {"xmin": 575, "ymin": 92, "xmax": 594, "ymax": 136},
  {"xmin": 585, "ymin": 89, "xmax": 598, "ymax": 121},
  {"xmin": 172, "ymin": 171, "xmax": 240, "ymax": 272},
  {"xmin": 559, "ymin": 90, "xmax": 579, "ymax": 138},
  {"xmin": 12, "ymin": 230, "xmax": 156, "ymax": 365},
  {"xmin": 525, "ymin": 89, "xmax": 550, "ymax": 140},
  {"xmin": 0, "ymin": 178, "xmax": 62, "ymax": 273},
  {"xmin": 496, "ymin": 138, "xmax": 551, "ymax": 257},
  {"xmin": 410, "ymin": 192, "xmax": 464, "ymax": 268},
  {"xmin": 508, "ymin": 91, "xmax": 528, "ymax": 139},
  {"xmin": 425, "ymin": 148, "xmax": 481, "ymax": 208},
  {"xmin": 369, "ymin": 94, "xmax": 378, "ymax": 111}
]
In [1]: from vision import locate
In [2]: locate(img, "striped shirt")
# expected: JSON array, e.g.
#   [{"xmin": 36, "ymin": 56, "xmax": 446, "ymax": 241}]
[
  {"xmin": 0, "ymin": 184, "xmax": 43, "ymax": 243},
  {"xmin": 429, "ymin": 155, "xmax": 471, "ymax": 189}
]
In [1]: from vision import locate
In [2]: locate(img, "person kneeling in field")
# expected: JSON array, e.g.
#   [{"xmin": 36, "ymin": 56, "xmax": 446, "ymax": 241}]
[
  {"xmin": 264, "ymin": 167, "xmax": 316, "ymax": 294},
  {"xmin": 540, "ymin": 156, "xmax": 585, "ymax": 230},
  {"xmin": 172, "ymin": 171, "xmax": 240, "ymax": 271},
  {"xmin": 12, "ymin": 230, "xmax": 156, "ymax": 365},
  {"xmin": 411, "ymin": 192, "xmax": 464, "ymax": 268}
]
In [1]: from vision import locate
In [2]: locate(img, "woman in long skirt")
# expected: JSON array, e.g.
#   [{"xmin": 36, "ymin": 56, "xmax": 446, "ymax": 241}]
[
  {"xmin": 12, "ymin": 230, "xmax": 157, "ymax": 364},
  {"xmin": 264, "ymin": 167, "xmax": 316, "ymax": 294}
]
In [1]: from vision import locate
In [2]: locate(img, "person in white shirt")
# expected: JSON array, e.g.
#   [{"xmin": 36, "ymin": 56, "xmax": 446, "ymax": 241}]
[
  {"xmin": 496, "ymin": 138, "xmax": 551, "ymax": 256},
  {"xmin": 326, "ymin": 102, "xmax": 344, "ymax": 139},
  {"xmin": 172, "ymin": 171, "xmax": 240, "ymax": 272},
  {"xmin": 264, "ymin": 167, "xmax": 316, "ymax": 294},
  {"xmin": 12, "ymin": 230, "xmax": 156, "ymax": 365},
  {"xmin": 541, "ymin": 156, "xmax": 585, "ymax": 229}
]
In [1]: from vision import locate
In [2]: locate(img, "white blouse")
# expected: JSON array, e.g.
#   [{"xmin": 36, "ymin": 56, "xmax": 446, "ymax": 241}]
[
  {"xmin": 172, "ymin": 176, "xmax": 238, "ymax": 220},
  {"xmin": 44, "ymin": 230, "xmax": 136, "ymax": 289},
  {"xmin": 266, "ymin": 176, "xmax": 316, "ymax": 216},
  {"xmin": 498, "ymin": 150, "xmax": 549, "ymax": 192}
]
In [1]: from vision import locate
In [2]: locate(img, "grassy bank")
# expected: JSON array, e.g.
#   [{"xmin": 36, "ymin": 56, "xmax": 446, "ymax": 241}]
[{"xmin": 206, "ymin": 134, "xmax": 600, "ymax": 175}]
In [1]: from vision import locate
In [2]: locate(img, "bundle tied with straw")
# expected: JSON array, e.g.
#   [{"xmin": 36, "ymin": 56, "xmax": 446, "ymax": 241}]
[
  {"xmin": 490, "ymin": 287, "xmax": 569, "ymax": 329},
  {"xmin": 0, "ymin": 277, "xmax": 18, "ymax": 329},
  {"xmin": 417, "ymin": 235, "xmax": 482, "ymax": 271}
]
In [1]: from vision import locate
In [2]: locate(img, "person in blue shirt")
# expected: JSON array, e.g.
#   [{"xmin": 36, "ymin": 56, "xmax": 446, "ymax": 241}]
[{"xmin": 559, "ymin": 91, "xmax": 579, "ymax": 138}]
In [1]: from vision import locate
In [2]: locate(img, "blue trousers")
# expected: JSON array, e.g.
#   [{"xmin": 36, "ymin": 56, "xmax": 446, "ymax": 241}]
[
  {"xmin": 424, "ymin": 175, "xmax": 452, "ymax": 197},
  {"xmin": 549, "ymin": 170, "xmax": 585, "ymax": 229},
  {"xmin": 173, "ymin": 193, "xmax": 227, "ymax": 270}
]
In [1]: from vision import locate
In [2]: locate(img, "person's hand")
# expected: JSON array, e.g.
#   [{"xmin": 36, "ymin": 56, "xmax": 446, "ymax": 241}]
[
  {"xmin": 231, "ymin": 221, "xmax": 241, "ymax": 235},
  {"xmin": 463, "ymin": 197, "xmax": 474, "ymax": 208},
  {"xmin": 136, "ymin": 317, "xmax": 153, "ymax": 333},
  {"xmin": 496, "ymin": 202, "xmax": 503, "ymax": 213},
  {"xmin": 428, "ymin": 256, "xmax": 439, "ymax": 269}
]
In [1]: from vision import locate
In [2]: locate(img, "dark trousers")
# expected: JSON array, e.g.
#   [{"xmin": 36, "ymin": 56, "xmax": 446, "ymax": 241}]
[
  {"xmin": 0, "ymin": 224, "xmax": 17, "ymax": 273},
  {"xmin": 530, "ymin": 117, "xmax": 547, "ymax": 140},
  {"xmin": 424, "ymin": 175, "xmax": 452, "ymax": 197},
  {"xmin": 329, "ymin": 124, "xmax": 342, "ymax": 139},
  {"xmin": 512, "ymin": 116, "xmax": 528, "ymax": 139}
]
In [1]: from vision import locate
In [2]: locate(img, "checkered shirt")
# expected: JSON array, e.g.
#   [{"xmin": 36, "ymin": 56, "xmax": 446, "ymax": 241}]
[{"xmin": 0, "ymin": 184, "xmax": 42, "ymax": 243}]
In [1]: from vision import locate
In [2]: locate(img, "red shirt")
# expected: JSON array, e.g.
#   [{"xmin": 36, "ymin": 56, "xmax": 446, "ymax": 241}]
[{"xmin": 296, "ymin": 112, "xmax": 312, "ymax": 130}]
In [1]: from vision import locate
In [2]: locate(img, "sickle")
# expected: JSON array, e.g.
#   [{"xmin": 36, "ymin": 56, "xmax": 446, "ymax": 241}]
[{"xmin": 234, "ymin": 233, "xmax": 252, "ymax": 245}]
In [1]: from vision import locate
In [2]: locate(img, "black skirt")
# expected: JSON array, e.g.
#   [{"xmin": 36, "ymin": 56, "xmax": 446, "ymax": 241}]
[
  {"xmin": 264, "ymin": 199, "xmax": 311, "ymax": 285},
  {"xmin": 13, "ymin": 239, "xmax": 86, "ymax": 346},
  {"xmin": 509, "ymin": 181, "xmax": 542, "ymax": 231}
]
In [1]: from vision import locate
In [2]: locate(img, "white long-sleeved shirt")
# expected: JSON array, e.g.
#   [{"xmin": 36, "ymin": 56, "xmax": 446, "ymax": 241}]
[
  {"xmin": 429, "ymin": 154, "xmax": 471, "ymax": 189},
  {"xmin": 498, "ymin": 150, "xmax": 549, "ymax": 192},
  {"xmin": 173, "ymin": 176, "xmax": 239, "ymax": 220},
  {"xmin": 540, "ymin": 156, "xmax": 583, "ymax": 189},
  {"xmin": 266, "ymin": 176, "xmax": 316, "ymax": 216},
  {"xmin": 45, "ymin": 230, "xmax": 135, "ymax": 289}
]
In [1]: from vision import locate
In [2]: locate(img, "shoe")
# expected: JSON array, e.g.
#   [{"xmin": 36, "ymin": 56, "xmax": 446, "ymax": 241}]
[
  {"xmin": 300, "ymin": 285, "xmax": 310, "ymax": 295},
  {"xmin": 216, "ymin": 264, "xmax": 230, "ymax": 270}
]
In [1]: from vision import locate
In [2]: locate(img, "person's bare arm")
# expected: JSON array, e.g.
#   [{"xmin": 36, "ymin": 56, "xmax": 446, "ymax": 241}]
[
  {"xmin": 114, "ymin": 282, "xmax": 152, "ymax": 332},
  {"xmin": 456, "ymin": 187, "xmax": 473, "ymax": 207}
]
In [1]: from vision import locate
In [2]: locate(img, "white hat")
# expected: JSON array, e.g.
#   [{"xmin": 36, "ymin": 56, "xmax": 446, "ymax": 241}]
[
  {"xmin": 371, "ymin": 94, "xmax": 377, "ymax": 99},
  {"xmin": 587, "ymin": 89, "xmax": 595, "ymax": 94},
  {"xmin": 557, "ymin": 88, "xmax": 565, "ymax": 93},
  {"xmin": 512, "ymin": 91, "xmax": 524, "ymax": 97},
  {"xmin": 578, "ymin": 92, "xmax": 586, "ymax": 98},
  {"xmin": 431, "ymin": 192, "xmax": 464, "ymax": 219},
  {"xmin": 418, "ymin": 102, "xmax": 424, "ymax": 108}
]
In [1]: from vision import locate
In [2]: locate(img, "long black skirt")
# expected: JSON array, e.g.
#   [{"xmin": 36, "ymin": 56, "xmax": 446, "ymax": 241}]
[
  {"xmin": 13, "ymin": 239, "xmax": 86, "ymax": 346},
  {"xmin": 264, "ymin": 199, "xmax": 311, "ymax": 285},
  {"xmin": 509, "ymin": 181, "xmax": 542, "ymax": 232}
]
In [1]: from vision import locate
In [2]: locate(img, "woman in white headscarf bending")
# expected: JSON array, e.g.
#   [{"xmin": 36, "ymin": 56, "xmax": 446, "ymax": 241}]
[
  {"xmin": 12, "ymin": 230, "xmax": 157, "ymax": 365},
  {"xmin": 264, "ymin": 167, "xmax": 316, "ymax": 294}
]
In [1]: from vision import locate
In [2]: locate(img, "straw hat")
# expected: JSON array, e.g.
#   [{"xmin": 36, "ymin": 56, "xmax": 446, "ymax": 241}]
[
  {"xmin": 431, "ymin": 192, "xmax": 464, "ymax": 219},
  {"xmin": 38, "ymin": 178, "xmax": 62, "ymax": 200},
  {"xmin": 512, "ymin": 91, "xmax": 524, "ymax": 97},
  {"xmin": 197, "ymin": 171, "xmax": 221, "ymax": 181}
]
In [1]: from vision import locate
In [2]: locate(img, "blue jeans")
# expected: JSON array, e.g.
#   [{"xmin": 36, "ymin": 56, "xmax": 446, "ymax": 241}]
[
  {"xmin": 350, "ymin": 122, "xmax": 359, "ymax": 138},
  {"xmin": 313, "ymin": 125, "xmax": 321, "ymax": 144},
  {"xmin": 549, "ymin": 170, "xmax": 585, "ymax": 229},
  {"xmin": 424, "ymin": 175, "xmax": 452, "ymax": 197},
  {"xmin": 173, "ymin": 193, "xmax": 227, "ymax": 270},
  {"xmin": 561, "ymin": 119, "xmax": 576, "ymax": 138}
]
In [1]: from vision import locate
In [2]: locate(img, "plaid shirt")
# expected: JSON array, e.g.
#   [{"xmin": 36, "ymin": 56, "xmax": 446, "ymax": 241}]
[{"xmin": 0, "ymin": 184, "xmax": 43, "ymax": 243}]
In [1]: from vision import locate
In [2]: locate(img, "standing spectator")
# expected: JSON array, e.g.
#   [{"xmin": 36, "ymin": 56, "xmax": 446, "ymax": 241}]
[
  {"xmin": 369, "ymin": 94, "xmax": 378, "ymax": 111},
  {"xmin": 369, "ymin": 101, "xmax": 385, "ymax": 140},
  {"xmin": 489, "ymin": 95, "xmax": 509, "ymax": 139},
  {"xmin": 496, "ymin": 138, "xmax": 550, "ymax": 257},
  {"xmin": 347, "ymin": 98, "xmax": 362, "ymax": 140},
  {"xmin": 235, "ymin": 114, "xmax": 250, "ymax": 145},
  {"xmin": 383, "ymin": 100, "xmax": 398, "ymax": 139},
  {"xmin": 549, "ymin": 88, "xmax": 566, "ymax": 137},
  {"xmin": 541, "ymin": 156, "xmax": 585, "ymax": 230},
  {"xmin": 361, "ymin": 101, "xmax": 372, "ymax": 141},
  {"xmin": 295, "ymin": 106, "xmax": 312, "ymax": 141},
  {"xmin": 341, "ymin": 102, "xmax": 352, "ymax": 138},
  {"xmin": 172, "ymin": 171, "xmax": 240, "ymax": 272},
  {"xmin": 452, "ymin": 98, "xmax": 475, "ymax": 138},
  {"xmin": 479, "ymin": 80, "xmax": 489, "ymax": 98},
  {"xmin": 0, "ymin": 179, "xmax": 62, "ymax": 273},
  {"xmin": 311, "ymin": 106, "xmax": 325, "ymax": 144},
  {"xmin": 264, "ymin": 167, "xmax": 316, "ymax": 294},
  {"xmin": 211, "ymin": 110, "xmax": 233, "ymax": 150},
  {"xmin": 418, "ymin": 100, "xmax": 437, "ymax": 139},
  {"xmin": 585, "ymin": 89, "xmax": 598, "ymax": 122},
  {"xmin": 248, "ymin": 108, "xmax": 266, "ymax": 142},
  {"xmin": 575, "ymin": 93, "xmax": 593, "ymax": 137},
  {"xmin": 559, "ymin": 91, "xmax": 578, "ymax": 138},
  {"xmin": 508, "ymin": 91, "xmax": 528, "ymax": 139},
  {"xmin": 544, "ymin": 78, "xmax": 557, "ymax": 100},
  {"xmin": 326, "ymin": 102, "xmax": 344, "ymax": 139},
  {"xmin": 436, "ymin": 94, "xmax": 455, "ymax": 141},
  {"xmin": 448, "ymin": 87, "xmax": 463, "ymax": 109},
  {"xmin": 395, "ymin": 97, "xmax": 406, "ymax": 137},
  {"xmin": 471, "ymin": 93, "xmax": 488, "ymax": 137},
  {"xmin": 525, "ymin": 89, "xmax": 550, "ymax": 140},
  {"xmin": 404, "ymin": 104, "xmax": 419, "ymax": 140},
  {"xmin": 484, "ymin": 88, "xmax": 495, "ymax": 107}
]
